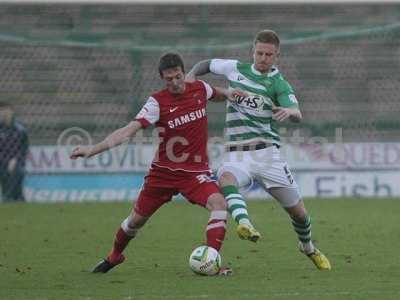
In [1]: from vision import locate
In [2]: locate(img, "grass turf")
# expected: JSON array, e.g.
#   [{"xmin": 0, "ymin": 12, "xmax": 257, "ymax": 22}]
[{"xmin": 1, "ymin": 198, "xmax": 399, "ymax": 300}]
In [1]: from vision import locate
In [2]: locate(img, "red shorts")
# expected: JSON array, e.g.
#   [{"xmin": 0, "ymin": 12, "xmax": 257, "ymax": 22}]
[{"xmin": 134, "ymin": 166, "xmax": 220, "ymax": 217}]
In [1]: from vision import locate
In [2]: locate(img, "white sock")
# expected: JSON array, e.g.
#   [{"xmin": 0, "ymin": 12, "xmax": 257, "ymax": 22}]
[
  {"xmin": 238, "ymin": 218, "xmax": 253, "ymax": 227},
  {"xmin": 301, "ymin": 241, "xmax": 315, "ymax": 254}
]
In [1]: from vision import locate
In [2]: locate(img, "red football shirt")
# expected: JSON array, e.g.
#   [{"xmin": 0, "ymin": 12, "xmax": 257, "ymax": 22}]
[{"xmin": 135, "ymin": 80, "xmax": 216, "ymax": 172}]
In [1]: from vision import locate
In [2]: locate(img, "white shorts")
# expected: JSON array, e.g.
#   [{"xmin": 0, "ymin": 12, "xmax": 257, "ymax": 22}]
[{"xmin": 217, "ymin": 145, "xmax": 301, "ymax": 207}]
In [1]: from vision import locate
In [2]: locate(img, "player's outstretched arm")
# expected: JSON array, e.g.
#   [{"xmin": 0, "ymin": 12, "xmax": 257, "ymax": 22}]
[
  {"xmin": 70, "ymin": 121, "xmax": 142, "ymax": 159},
  {"xmin": 186, "ymin": 60, "xmax": 212, "ymax": 82}
]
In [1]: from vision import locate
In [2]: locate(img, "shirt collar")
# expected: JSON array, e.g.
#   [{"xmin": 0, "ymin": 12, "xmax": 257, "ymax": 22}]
[{"xmin": 251, "ymin": 64, "xmax": 279, "ymax": 77}]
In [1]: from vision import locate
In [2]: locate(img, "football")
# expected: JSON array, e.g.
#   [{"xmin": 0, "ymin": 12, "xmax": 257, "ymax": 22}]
[{"xmin": 189, "ymin": 245, "xmax": 221, "ymax": 276}]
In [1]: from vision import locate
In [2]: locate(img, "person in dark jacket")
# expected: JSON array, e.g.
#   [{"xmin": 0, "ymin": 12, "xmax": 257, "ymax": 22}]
[{"xmin": 0, "ymin": 102, "xmax": 29, "ymax": 202}]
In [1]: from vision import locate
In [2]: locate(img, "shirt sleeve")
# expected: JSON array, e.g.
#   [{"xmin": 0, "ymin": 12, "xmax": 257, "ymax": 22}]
[
  {"xmin": 209, "ymin": 59, "xmax": 238, "ymax": 77},
  {"xmin": 199, "ymin": 80, "xmax": 216, "ymax": 100},
  {"xmin": 135, "ymin": 96, "xmax": 160, "ymax": 128},
  {"xmin": 276, "ymin": 79, "xmax": 299, "ymax": 108}
]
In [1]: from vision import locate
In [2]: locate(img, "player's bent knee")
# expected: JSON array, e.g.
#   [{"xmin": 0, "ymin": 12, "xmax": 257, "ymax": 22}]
[
  {"xmin": 206, "ymin": 193, "xmax": 227, "ymax": 211},
  {"xmin": 123, "ymin": 211, "xmax": 149, "ymax": 232},
  {"xmin": 218, "ymin": 171, "xmax": 237, "ymax": 187},
  {"xmin": 285, "ymin": 201, "xmax": 308, "ymax": 222}
]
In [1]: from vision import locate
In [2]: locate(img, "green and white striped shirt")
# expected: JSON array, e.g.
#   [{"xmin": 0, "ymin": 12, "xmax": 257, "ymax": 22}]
[{"xmin": 210, "ymin": 59, "xmax": 299, "ymax": 146}]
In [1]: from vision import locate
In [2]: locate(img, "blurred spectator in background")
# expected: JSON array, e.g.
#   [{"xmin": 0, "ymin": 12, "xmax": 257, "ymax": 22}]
[{"xmin": 0, "ymin": 102, "xmax": 29, "ymax": 202}]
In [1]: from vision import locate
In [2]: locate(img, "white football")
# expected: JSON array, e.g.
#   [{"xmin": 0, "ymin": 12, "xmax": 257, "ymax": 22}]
[{"xmin": 189, "ymin": 246, "xmax": 221, "ymax": 276}]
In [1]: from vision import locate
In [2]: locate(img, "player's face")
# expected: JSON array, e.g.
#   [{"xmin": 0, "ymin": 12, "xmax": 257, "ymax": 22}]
[
  {"xmin": 253, "ymin": 42, "xmax": 279, "ymax": 74},
  {"xmin": 161, "ymin": 67, "xmax": 186, "ymax": 94},
  {"xmin": 0, "ymin": 107, "xmax": 13, "ymax": 126}
]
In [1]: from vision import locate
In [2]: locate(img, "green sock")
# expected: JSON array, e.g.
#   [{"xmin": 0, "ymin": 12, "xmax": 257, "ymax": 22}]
[
  {"xmin": 221, "ymin": 185, "xmax": 253, "ymax": 227},
  {"xmin": 292, "ymin": 215, "xmax": 314, "ymax": 253}
]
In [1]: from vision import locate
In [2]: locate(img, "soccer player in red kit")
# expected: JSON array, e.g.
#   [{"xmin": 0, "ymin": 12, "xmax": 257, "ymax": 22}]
[{"xmin": 70, "ymin": 53, "xmax": 240, "ymax": 276}]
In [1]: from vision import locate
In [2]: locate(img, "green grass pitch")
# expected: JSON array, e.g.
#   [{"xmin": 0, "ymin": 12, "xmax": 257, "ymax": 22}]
[{"xmin": 1, "ymin": 198, "xmax": 399, "ymax": 300}]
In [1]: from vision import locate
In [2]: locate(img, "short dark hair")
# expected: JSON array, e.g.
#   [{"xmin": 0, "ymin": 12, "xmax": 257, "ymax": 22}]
[
  {"xmin": 254, "ymin": 30, "xmax": 280, "ymax": 48},
  {"xmin": 158, "ymin": 53, "xmax": 185, "ymax": 77}
]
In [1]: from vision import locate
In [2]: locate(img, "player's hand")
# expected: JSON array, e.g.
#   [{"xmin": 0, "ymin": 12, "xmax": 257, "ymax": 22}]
[
  {"xmin": 185, "ymin": 73, "xmax": 196, "ymax": 83},
  {"xmin": 70, "ymin": 146, "xmax": 91, "ymax": 159},
  {"xmin": 7, "ymin": 158, "xmax": 17, "ymax": 173},
  {"xmin": 229, "ymin": 89, "xmax": 248, "ymax": 102},
  {"xmin": 272, "ymin": 106, "xmax": 291, "ymax": 122}
]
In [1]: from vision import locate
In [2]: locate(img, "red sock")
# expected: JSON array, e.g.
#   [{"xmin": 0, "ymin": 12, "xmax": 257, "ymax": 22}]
[
  {"xmin": 107, "ymin": 227, "xmax": 133, "ymax": 263},
  {"xmin": 206, "ymin": 217, "xmax": 227, "ymax": 252}
]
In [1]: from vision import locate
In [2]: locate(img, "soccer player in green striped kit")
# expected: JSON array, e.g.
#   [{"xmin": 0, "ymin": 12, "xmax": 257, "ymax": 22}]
[{"xmin": 187, "ymin": 29, "xmax": 331, "ymax": 270}]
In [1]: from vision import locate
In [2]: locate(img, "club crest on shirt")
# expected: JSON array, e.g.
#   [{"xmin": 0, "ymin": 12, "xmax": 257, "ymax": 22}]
[
  {"xmin": 263, "ymin": 79, "xmax": 272, "ymax": 87},
  {"xmin": 193, "ymin": 93, "xmax": 202, "ymax": 104}
]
